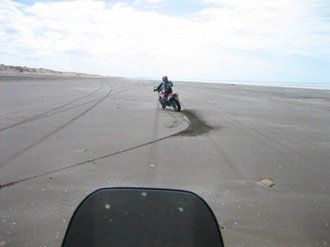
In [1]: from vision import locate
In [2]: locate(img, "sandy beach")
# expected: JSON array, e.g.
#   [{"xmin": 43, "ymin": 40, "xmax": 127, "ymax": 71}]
[{"xmin": 1, "ymin": 74, "xmax": 330, "ymax": 246}]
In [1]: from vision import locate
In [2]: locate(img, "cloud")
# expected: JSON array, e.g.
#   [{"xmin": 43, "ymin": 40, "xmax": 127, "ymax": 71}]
[
  {"xmin": 0, "ymin": 0, "xmax": 329, "ymax": 82},
  {"xmin": 133, "ymin": 0, "xmax": 165, "ymax": 5},
  {"xmin": 197, "ymin": 0, "xmax": 330, "ymax": 57}
]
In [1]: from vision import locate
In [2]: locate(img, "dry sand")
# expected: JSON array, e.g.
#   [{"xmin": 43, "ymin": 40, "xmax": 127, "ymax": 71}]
[
  {"xmin": 0, "ymin": 74, "xmax": 330, "ymax": 246},
  {"xmin": 0, "ymin": 64, "xmax": 101, "ymax": 78}
]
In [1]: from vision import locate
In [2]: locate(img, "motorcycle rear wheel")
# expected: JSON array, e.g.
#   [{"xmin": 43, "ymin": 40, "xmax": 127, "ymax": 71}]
[{"xmin": 171, "ymin": 99, "xmax": 181, "ymax": 112}]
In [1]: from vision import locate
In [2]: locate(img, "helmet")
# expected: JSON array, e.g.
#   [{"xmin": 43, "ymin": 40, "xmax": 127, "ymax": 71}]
[{"xmin": 162, "ymin": 76, "xmax": 168, "ymax": 82}]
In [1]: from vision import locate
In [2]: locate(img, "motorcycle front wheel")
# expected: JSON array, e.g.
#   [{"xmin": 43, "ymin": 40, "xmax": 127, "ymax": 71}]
[{"xmin": 159, "ymin": 98, "xmax": 166, "ymax": 109}]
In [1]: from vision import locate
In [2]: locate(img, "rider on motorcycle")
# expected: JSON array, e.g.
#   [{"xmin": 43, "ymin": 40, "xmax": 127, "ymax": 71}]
[{"xmin": 154, "ymin": 76, "xmax": 173, "ymax": 97}]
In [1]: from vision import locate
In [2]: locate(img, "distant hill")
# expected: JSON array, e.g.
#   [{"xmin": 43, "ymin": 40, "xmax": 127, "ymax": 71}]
[{"xmin": 0, "ymin": 64, "xmax": 101, "ymax": 77}]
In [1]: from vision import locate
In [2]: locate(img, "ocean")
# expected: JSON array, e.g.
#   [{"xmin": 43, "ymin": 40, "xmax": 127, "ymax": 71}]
[{"xmin": 184, "ymin": 79, "xmax": 330, "ymax": 90}]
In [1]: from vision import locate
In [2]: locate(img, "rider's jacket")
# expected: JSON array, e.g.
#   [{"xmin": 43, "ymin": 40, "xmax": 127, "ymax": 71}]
[{"xmin": 156, "ymin": 81, "xmax": 173, "ymax": 92}]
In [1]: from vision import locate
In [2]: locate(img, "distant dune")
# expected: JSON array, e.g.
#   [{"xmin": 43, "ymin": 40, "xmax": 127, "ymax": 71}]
[{"xmin": 0, "ymin": 64, "xmax": 101, "ymax": 77}]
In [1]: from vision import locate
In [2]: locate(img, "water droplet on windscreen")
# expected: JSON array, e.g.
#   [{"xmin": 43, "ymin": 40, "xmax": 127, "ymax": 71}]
[
  {"xmin": 141, "ymin": 192, "xmax": 147, "ymax": 197},
  {"xmin": 0, "ymin": 241, "xmax": 7, "ymax": 247},
  {"xmin": 178, "ymin": 207, "xmax": 184, "ymax": 212},
  {"xmin": 105, "ymin": 204, "xmax": 111, "ymax": 210}
]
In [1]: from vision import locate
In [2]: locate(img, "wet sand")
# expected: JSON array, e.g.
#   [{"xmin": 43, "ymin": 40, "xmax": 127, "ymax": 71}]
[{"xmin": 0, "ymin": 74, "xmax": 330, "ymax": 246}]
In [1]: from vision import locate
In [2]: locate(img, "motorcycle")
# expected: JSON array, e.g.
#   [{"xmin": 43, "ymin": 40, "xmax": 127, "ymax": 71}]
[
  {"xmin": 62, "ymin": 187, "xmax": 225, "ymax": 247},
  {"xmin": 154, "ymin": 87, "xmax": 181, "ymax": 112}
]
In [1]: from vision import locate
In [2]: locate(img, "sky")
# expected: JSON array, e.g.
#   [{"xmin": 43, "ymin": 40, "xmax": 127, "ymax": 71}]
[{"xmin": 1, "ymin": 0, "xmax": 330, "ymax": 86}]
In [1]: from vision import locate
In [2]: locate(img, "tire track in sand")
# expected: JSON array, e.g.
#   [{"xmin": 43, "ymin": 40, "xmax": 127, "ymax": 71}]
[
  {"xmin": 0, "ymin": 109, "xmax": 214, "ymax": 189},
  {"xmin": 183, "ymin": 96, "xmax": 330, "ymax": 177},
  {"xmin": 0, "ymin": 84, "xmax": 113, "ymax": 168},
  {"xmin": 0, "ymin": 82, "xmax": 105, "ymax": 132}
]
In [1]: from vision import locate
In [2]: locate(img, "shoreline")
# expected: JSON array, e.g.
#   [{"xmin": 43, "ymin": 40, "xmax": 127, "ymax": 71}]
[
  {"xmin": 176, "ymin": 79, "xmax": 330, "ymax": 91},
  {"xmin": 1, "ymin": 70, "xmax": 329, "ymax": 91}
]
